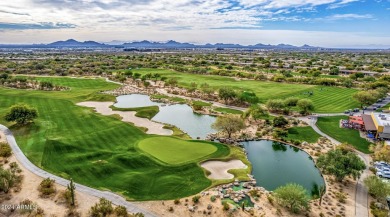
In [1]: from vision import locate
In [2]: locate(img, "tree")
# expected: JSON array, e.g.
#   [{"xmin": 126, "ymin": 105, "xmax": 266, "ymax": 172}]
[
  {"xmin": 266, "ymin": 99, "xmax": 286, "ymax": 112},
  {"xmin": 350, "ymin": 72, "xmax": 364, "ymax": 80},
  {"xmin": 5, "ymin": 104, "xmax": 38, "ymax": 125},
  {"xmin": 218, "ymin": 87, "xmax": 236, "ymax": 104},
  {"xmin": 212, "ymin": 114, "xmax": 245, "ymax": 138},
  {"xmin": 372, "ymin": 144, "xmax": 390, "ymax": 163},
  {"xmin": 274, "ymin": 183, "xmax": 310, "ymax": 213},
  {"xmin": 297, "ymin": 99, "xmax": 314, "ymax": 115},
  {"xmin": 318, "ymin": 185, "xmax": 326, "ymax": 206},
  {"xmin": 67, "ymin": 178, "xmax": 76, "ymax": 206},
  {"xmin": 353, "ymin": 90, "xmax": 377, "ymax": 108},
  {"xmin": 238, "ymin": 91, "xmax": 259, "ymax": 105},
  {"xmin": 317, "ymin": 149, "xmax": 366, "ymax": 182},
  {"xmin": 273, "ymin": 116, "xmax": 288, "ymax": 128},
  {"xmin": 329, "ymin": 66, "xmax": 339, "ymax": 75},
  {"xmin": 364, "ymin": 175, "xmax": 390, "ymax": 202},
  {"xmin": 245, "ymin": 104, "xmax": 268, "ymax": 120},
  {"xmin": 284, "ymin": 97, "xmax": 299, "ymax": 107}
]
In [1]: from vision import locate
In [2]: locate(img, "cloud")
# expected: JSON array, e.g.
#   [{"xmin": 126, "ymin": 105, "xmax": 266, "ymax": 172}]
[
  {"xmin": 328, "ymin": 0, "xmax": 360, "ymax": 9},
  {"xmin": 0, "ymin": 22, "xmax": 76, "ymax": 30},
  {"xmin": 325, "ymin": 13, "xmax": 374, "ymax": 20},
  {"xmin": 0, "ymin": 9, "xmax": 30, "ymax": 16},
  {"xmin": 0, "ymin": 0, "xmax": 387, "ymax": 47}
]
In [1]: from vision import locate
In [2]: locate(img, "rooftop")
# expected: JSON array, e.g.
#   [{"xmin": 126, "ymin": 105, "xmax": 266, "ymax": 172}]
[{"xmin": 373, "ymin": 113, "xmax": 390, "ymax": 127}]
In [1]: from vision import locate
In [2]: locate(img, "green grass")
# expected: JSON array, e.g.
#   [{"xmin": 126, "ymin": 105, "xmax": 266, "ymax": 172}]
[
  {"xmin": 133, "ymin": 68, "xmax": 359, "ymax": 113},
  {"xmin": 138, "ymin": 137, "xmax": 220, "ymax": 165},
  {"xmin": 110, "ymin": 105, "xmax": 159, "ymax": 119},
  {"xmin": 214, "ymin": 107, "xmax": 244, "ymax": 115},
  {"xmin": 286, "ymin": 127, "xmax": 321, "ymax": 143},
  {"xmin": 0, "ymin": 77, "xmax": 245, "ymax": 200},
  {"xmin": 316, "ymin": 116, "xmax": 372, "ymax": 153},
  {"xmin": 192, "ymin": 101, "xmax": 212, "ymax": 107},
  {"xmin": 163, "ymin": 125, "xmax": 191, "ymax": 140},
  {"xmin": 170, "ymin": 97, "xmax": 186, "ymax": 103}
]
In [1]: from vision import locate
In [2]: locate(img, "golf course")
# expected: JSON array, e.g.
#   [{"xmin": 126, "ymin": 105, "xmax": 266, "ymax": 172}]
[
  {"xmin": 0, "ymin": 77, "xmax": 243, "ymax": 200},
  {"xmin": 133, "ymin": 68, "xmax": 360, "ymax": 113},
  {"xmin": 0, "ymin": 74, "xmax": 363, "ymax": 201}
]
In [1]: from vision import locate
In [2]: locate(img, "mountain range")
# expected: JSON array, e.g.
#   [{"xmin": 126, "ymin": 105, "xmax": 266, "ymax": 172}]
[
  {"xmin": 0, "ymin": 39, "xmax": 388, "ymax": 50},
  {"xmin": 0, "ymin": 39, "xmax": 322, "ymax": 50}
]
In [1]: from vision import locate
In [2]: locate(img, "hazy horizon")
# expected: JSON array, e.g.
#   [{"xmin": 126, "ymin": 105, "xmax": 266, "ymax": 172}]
[{"xmin": 0, "ymin": 0, "xmax": 389, "ymax": 48}]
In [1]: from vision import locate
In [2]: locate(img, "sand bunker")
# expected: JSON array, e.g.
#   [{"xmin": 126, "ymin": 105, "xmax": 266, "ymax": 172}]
[
  {"xmin": 77, "ymin": 101, "xmax": 172, "ymax": 136},
  {"xmin": 201, "ymin": 160, "xmax": 247, "ymax": 180}
]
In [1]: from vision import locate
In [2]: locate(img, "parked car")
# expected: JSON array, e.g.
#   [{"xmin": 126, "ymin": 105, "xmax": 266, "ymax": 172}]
[
  {"xmin": 377, "ymin": 171, "xmax": 390, "ymax": 179},
  {"xmin": 377, "ymin": 167, "xmax": 390, "ymax": 173},
  {"xmin": 374, "ymin": 161, "xmax": 389, "ymax": 167}
]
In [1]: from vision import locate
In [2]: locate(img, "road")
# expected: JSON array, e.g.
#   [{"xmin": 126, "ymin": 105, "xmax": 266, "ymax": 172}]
[
  {"xmin": 300, "ymin": 116, "xmax": 370, "ymax": 217},
  {"xmin": 0, "ymin": 124, "xmax": 159, "ymax": 217}
]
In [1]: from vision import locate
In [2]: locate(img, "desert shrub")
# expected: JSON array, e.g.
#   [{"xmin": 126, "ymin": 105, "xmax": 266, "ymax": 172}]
[
  {"xmin": 89, "ymin": 198, "xmax": 113, "ymax": 217},
  {"xmin": 0, "ymin": 142, "xmax": 12, "ymax": 158},
  {"xmin": 174, "ymin": 199, "xmax": 180, "ymax": 205},
  {"xmin": 192, "ymin": 195, "xmax": 200, "ymax": 203},
  {"xmin": 38, "ymin": 178, "xmax": 56, "ymax": 197},
  {"xmin": 210, "ymin": 195, "xmax": 216, "ymax": 202},
  {"xmin": 222, "ymin": 201, "xmax": 230, "ymax": 211},
  {"xmin": 114, "ymin": 205, "xmax": 128, "ymax": 217},
  {"xmin": 335, "ymin": 192, "xmax": 347, "ymax": 203}
]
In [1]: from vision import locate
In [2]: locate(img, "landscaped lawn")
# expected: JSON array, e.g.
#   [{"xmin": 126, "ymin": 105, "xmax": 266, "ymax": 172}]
[
  {"xmin": 0, "ymin": 77, "xmax": 241, "ymax": 200},
  {"xmin": 138, "ymin": 137, "xmax": 220, "ymax": 165},
  {"xmin": 286, "ymin": 126, "xmax": 321, "ymax": 143},
  {"xmin": 316, "ymin": 116, "xmax": 373, "ymax": 153},
  {"xmin": 134, "ymin": 68, "xmax": 359, "ymax": 113}
]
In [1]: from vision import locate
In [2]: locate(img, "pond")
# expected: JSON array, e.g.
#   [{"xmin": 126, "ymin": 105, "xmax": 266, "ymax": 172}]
[
  {"xmin": 241, "ymin": 140, "xmax": 325, "ymax": 195},
  {"xmin": 114, "ymin": 94, "xmax": 216, "ymax": 139}
]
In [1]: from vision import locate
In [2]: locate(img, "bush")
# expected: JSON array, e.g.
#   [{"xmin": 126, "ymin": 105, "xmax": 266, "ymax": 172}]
[
  {"xmin": 192, "ymin": 195, "xmax": 200, "ymax": 203},
  {"xmin": 38, "ymin": 178, "xmax": 56, "ymax": 197},
  {"xmin": 273, "ymin": 183, "xmax": 310, "ymax": 213},
  {"xmin": 114, "ymin": 205, "xmax": 128, "ymax": 217},
  {"xmin": 335, "ymin": 192, "xmax": 347, "ymax": 203},
  {"xmin": 0, "ymin": 167, "xmax": 17, "ymax": 193},
  {"xmin": 222, "ymin": 201, "xmax": 230, "ymax": 211},
  {"xmin": 267, "ymin": 195, "xmax": 274, "ymax": 205},
  {"xmin": 90, "ymin": 198, "xmax": 113, "ymax": 217},
  {"xmin": 0, "ymin": 142, "xmax": 12, "ymax": 158},
  {"xmin": 174, "ymin": 199, "xmax": 180, "ymax": 205},
  {"xmin": 210, "ymin": 195, "xmax": 216, "ymax": 202}
]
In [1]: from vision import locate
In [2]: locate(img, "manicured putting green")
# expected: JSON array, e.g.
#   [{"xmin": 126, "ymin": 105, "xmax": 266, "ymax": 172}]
[{"xmin": 138, "ymin": 137, "xmax": 218, "ymax": 165}]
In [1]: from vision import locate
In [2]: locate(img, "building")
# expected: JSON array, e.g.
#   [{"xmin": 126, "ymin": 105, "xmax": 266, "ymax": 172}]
[{"xmin": 370, "ymin": 113, "xmax": 390, "ymax": 139}]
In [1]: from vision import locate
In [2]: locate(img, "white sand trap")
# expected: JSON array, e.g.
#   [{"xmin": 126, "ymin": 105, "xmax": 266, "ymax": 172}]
[
  {"xmin": 77, "ymin": 101, "xmax": 172, "ymax": 136},
  {"xmin": 201, "ymin": 159, "xmax": 247, "ymax": 180}
]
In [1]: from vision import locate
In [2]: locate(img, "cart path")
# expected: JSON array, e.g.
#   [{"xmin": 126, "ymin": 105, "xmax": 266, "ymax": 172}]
[
  {"xmin": 299, "ymin": 116, "xmax": 370, "ymax": 217},
  {"xmin": 0, "ymin": 124, "xmax": 159, "ymax": 217}
]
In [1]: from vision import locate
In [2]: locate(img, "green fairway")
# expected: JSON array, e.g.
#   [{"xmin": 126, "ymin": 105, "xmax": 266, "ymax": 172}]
[
  {"xmin": 213, "ymin": 107, "xmax": 244, "ymax": 115},
  {"xmin": 0, "ymin": 77, "xmax": 238, "ymax": 200},
  {"xmin": 138, "ymin": 137, "xmax": 218, "ymax": 165},
  {"xmin": 286, "ymin": 127, "xmax": 321, "ymax": 143},
  {"xmin": 135, "ymin": 68, "xmax": 359, "ymax": 113},
  {"xmin": 316, "ymin": 116, "xmax": 372, "ymax": 153}
]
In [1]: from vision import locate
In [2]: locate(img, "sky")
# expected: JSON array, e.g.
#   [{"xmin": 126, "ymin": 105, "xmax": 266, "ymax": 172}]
[{"xmin": 0, "ymin": 0, "xmax": 389, "ymax": 48}]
